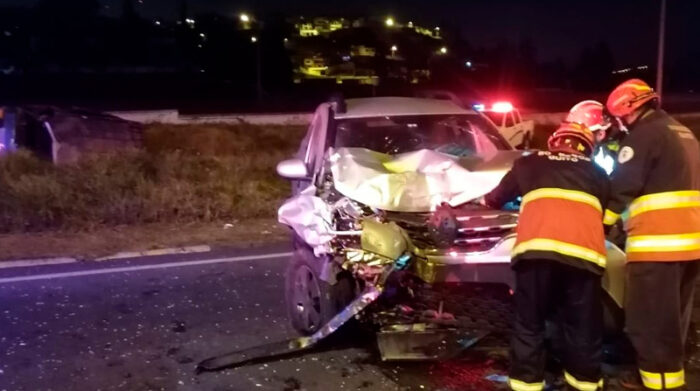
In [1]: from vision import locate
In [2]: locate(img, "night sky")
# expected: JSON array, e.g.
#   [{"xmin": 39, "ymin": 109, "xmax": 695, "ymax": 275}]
[{"xmin": 3, "ymin": 0, "xmax": 700, "ymax": 67}]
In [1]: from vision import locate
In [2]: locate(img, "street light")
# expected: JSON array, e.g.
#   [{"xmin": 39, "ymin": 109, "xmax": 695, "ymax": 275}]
[
  {"xmin": 391, "ymin": 45, "xmax": 398, "ymax": 56},
  {"xmin": 385, "ymin": 17, "xmax": 395, "ymax": 27},
  {"xmin": 440, "ymin": 46, "xmax": 448, "ymax": 54},
  {"xmin": 240, "ymin": 13, "xmax": 250, "ymax": 23},
  {"xmin": 250, "ymin": 36, "xmax": 262, "ymax": 102},
  {"xmin": 656, "ymin": 0, "xmax": 667, "ymax": 105}
]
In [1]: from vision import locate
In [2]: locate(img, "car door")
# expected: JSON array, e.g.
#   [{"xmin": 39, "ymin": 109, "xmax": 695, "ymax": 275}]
[{"xmin": 292, "ymin": 103, "xmax": 332, "ymax": 195}]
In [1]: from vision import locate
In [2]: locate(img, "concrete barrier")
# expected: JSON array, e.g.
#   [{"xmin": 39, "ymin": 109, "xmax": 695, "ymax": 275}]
[
  {"xmin": 109, "ymin": 110, "xmax": 313, "ymax": 126},
  {"xmin": 107, "ymin": 110, "xmax": 179, "ymax": 124},
  {"xmin": 522, "ymin": 112, "xmax": 567, "ymax": 125},
  {"xmin": 110, "ymin": 109, "xmax": 700, "ymax": 127},
  {"xmin": 178, "ymin": 112, "xmax": 313, "ymax": 126}
]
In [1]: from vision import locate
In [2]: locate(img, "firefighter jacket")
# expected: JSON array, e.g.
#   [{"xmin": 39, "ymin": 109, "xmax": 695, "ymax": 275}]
[
  {"xmin": 485, "ymin": 151, "xmax": 610, "ymax": 274},
  {"xmin": 603, "ymin": 110, "xmax": 700, "ymax": 262}
]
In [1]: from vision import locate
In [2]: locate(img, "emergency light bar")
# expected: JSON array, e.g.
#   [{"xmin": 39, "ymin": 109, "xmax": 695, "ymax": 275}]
[{"xmin": 491, "ymin": 101, "xmax": 514, "ymax": 113}]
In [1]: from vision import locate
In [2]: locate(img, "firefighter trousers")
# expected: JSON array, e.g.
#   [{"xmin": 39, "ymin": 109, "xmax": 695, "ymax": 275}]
[
  {"xmin": 625, "ymin": 261, "xmax": 700, "ymax": 390},
  {"xmin": 509, "ymin": 259, "xmax": 604, "ymax": 391}
]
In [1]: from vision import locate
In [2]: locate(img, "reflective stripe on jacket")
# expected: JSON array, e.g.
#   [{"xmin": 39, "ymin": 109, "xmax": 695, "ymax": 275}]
[
  {"xmin": 624, "ymin": 191, "xmax": 700, "ymax": 261},
  {"xmin": 485, "ymin": 151, "xmax": 610, "ymax": 274},
  {"xmin": 604, "ymin": 110, "xmax": 700, "ymax": 262},
  {"xmin": 514, "ymin": 188, "xmax": 607, "ymax": 268}
]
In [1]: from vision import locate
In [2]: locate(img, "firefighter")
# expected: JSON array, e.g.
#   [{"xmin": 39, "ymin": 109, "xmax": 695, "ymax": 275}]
[
  {"xmin": 485, "ymin": 122, "xmax": 610, "ymax": 391},
  {"xmin": 603, "ymin": 79, "xmax": 700, "ymax": 391},
  {"xmin": 565, "ymin": 100, "xmax": 619, "ymax": 174}
]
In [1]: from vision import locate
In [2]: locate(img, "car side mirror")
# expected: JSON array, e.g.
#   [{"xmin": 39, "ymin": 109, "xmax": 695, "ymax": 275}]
[{"xmin": 276, "ymin": 158, "xmax": 309, "ymax": 179}]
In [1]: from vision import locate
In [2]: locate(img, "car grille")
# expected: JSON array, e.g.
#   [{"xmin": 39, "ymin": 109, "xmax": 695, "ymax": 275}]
[{"xmin": 385, "ymin": 206, "xmax": 518, "ymax": 253}]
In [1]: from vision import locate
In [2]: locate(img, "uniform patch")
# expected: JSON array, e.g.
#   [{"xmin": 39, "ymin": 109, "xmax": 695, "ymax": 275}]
[{"xmin": 618, "ymin": 146, "xmax": 634, "ymax": 164}]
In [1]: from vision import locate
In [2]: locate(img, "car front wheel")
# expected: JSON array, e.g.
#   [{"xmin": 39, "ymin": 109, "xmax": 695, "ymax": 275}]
[{"xmin": 285, "ymin": 237, "xmax": 358, "ymax": 335}]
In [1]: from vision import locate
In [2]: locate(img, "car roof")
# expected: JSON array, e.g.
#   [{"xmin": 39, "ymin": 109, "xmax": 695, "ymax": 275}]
[{"xmin": 333, "ymin": 97, "xmax": 476, "ymax": 119}]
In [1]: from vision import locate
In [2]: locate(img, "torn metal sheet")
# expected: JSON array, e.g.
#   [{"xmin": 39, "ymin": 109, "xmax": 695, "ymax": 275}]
[
  {"xmin": 196, "ymin": 287, "xmax": 382, "ymax": 373},
  {"xmin": 603, "ymin": 241, "xmax": 626, "ymax": 308},
  {"xmin": 330, "ymin": 147, "xmax": 524, "ymax": 212},
  {"xmin": 277, "ymin": 185, "xmax": 335, "ymax": 255}
]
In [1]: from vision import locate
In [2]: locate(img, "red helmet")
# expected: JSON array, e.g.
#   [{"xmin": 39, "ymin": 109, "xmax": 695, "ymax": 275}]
[
  {"xmin": 565, "ymin": 100, "xmax": 610, "ymax": 132},
  {"xmin": 606, "ymin": 79, "xmax": 658, "ymax": 117},
  {"xmin": 548, "ymin": 122, "xmax": 595, "ymax": 155}
]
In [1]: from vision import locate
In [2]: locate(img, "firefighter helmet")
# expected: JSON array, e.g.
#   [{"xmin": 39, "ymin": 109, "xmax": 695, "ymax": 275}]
[
  {"xmin": 548, "ymin": 122, "xmax": 595, "ymax": 155},
  {"xmin": 566, "ymin": 100, "xmax": 611, "ymax": 132},
  {"xmin": 606, "ymin": 79, "xmax": 658, "ymax": 117}
]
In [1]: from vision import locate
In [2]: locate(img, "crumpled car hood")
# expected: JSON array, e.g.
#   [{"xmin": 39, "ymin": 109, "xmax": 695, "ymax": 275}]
[{"xmin": 330, "ymin": 147, "xmax": 526, "ymax": 212}]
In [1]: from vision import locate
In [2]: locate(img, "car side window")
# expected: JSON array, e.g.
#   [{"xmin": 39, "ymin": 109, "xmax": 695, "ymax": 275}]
[
  {"xmin": 514, "ymin": 110, "xmax": 522, "ymax": 123},
  {"xmin": 304, "ymin": 113, "xmax": 321, "ymax": 167},
  {"xmin": 504, "ymin": 112, "xmax": 516, "ymax": 128}
]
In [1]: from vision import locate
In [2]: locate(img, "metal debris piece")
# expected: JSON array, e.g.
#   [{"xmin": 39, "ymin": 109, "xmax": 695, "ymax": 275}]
[
  {"xmin": 376, "ymin": 325, "xmax": 488, "ymax": 361},
  {"xmin": 196, "ymin": 287, "xmax": 381, "ymax": 373}
]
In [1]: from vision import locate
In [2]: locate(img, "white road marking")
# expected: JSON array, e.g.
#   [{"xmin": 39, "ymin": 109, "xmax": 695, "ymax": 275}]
[
  {"xmin": 96, "ymin": 245, "xmax": 212, "ymax": 262},
  {"xmin": 0, "ymin": 257, "xmax": 77, "ymax": 270},
  {"xmin": 0, "ymin": 252, "xmax": 293, "ymax": 284}
]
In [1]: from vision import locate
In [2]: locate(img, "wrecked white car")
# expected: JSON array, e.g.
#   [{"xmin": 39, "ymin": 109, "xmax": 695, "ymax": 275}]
[
  {"xmin": 275, "ymin": 96, "xmax": 623, "ymax": 335},
  {"xmin": 196, "ymin": 97, "xmax": 629, "ymax": 372}
]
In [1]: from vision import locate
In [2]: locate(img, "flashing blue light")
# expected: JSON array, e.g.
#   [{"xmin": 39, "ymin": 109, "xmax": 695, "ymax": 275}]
[
  {"xmin": 473, "ymin": 103, "xmax": 485, "ymax": 112},
  {"xmin": 395, "ymin": 253, "xmax": 411, "ymax": 270},
  {"xmin": 594, "ymin": 149, "xmax": 615, "ymax": 175}
]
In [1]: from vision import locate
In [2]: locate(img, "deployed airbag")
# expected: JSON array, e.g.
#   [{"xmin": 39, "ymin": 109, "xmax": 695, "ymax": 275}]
[{"xmin": 330, "ymin": 147, "xmax": 514, "ymax": 212}]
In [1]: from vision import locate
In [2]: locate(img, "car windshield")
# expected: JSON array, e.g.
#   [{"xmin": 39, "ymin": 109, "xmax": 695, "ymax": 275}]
[
  {"xmin": 482, "ymin": 111, "xmax": 506, "ymax": 125},
  {"xmin": 334, "ymin": 114, "xmax": 511, "ymax": 156}
]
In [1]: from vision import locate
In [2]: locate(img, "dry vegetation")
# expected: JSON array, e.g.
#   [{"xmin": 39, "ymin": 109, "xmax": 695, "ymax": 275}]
[{"xmin": 0, "ymin": 123, "xmax": 305, "ymax": 234}]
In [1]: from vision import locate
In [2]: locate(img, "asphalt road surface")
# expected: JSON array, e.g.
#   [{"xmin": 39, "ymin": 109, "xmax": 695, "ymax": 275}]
[{"xmin": 1, "ymin": 244, "xmax": 699, "ymax": 391}]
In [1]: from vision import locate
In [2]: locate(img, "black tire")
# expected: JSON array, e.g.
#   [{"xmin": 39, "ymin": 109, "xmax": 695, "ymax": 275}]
[{"xmin": 284, "ymin": 237, "xmax": 358, "ymax": 335}]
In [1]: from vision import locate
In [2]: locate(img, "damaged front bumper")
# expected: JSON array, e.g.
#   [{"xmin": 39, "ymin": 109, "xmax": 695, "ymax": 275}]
[{"xmin": 414, "ymin": 235, "xmax": 515, "ymax": 286}]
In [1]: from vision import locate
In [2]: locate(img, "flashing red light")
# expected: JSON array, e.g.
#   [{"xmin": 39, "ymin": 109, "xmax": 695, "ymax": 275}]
[{"xmin": 491, "ymin": 101, "xmax": 514, "ymax": 113}]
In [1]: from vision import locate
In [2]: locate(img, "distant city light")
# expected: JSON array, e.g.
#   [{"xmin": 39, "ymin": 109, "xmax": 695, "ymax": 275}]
[
  {"xmin": 240, "ymin": 13, "xmax": 250, "ymax": 23},
  {"xmin": 440, "ymin": 46, "xmax": 448, "ymax": 54},
  {"xmin": 612, "ymin": 67, "xmax": 632, "ymax": 74},
  {"xmin": 465, "ymin": 61, "xmax": 472, "ymax": 68},
  {"xmin": 408, "ymin": 21, "xmax": 414, "ymax": 28},
  {"xmin": 185, "ymin": 18, "xmax": 195, "ymax": 24},
  {"xmin": 391, "ymin": 45, "xmax": 398, "ymax": 52},
  {"xmin": 200, "ymin": 33, "xmax": 206, "ymax": 38},
  {"xmin": 251, "ymin": 36, "xmax": 258, "ymax": 43},
  {"xmin": 284, "ymin": 38, "xmax": 289, "ymax": 42},
  {"xmin": 154, "ymin": 20, "xmax": 161, "ymax": 26},
  {"xmin": 385, "ymin": 17, "xmax": 395, "ymax": 27}
]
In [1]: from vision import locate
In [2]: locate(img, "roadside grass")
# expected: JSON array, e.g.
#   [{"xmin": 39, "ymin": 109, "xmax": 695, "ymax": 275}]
[{"xmin": 0, "ymin": 124, "xmax": 305, "ymax": 234}]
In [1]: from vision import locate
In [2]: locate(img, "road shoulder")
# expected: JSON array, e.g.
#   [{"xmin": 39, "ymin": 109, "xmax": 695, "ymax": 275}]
[{"xmin": 0, "ymin": 218, "xmax": 287, "ymax": 262}]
